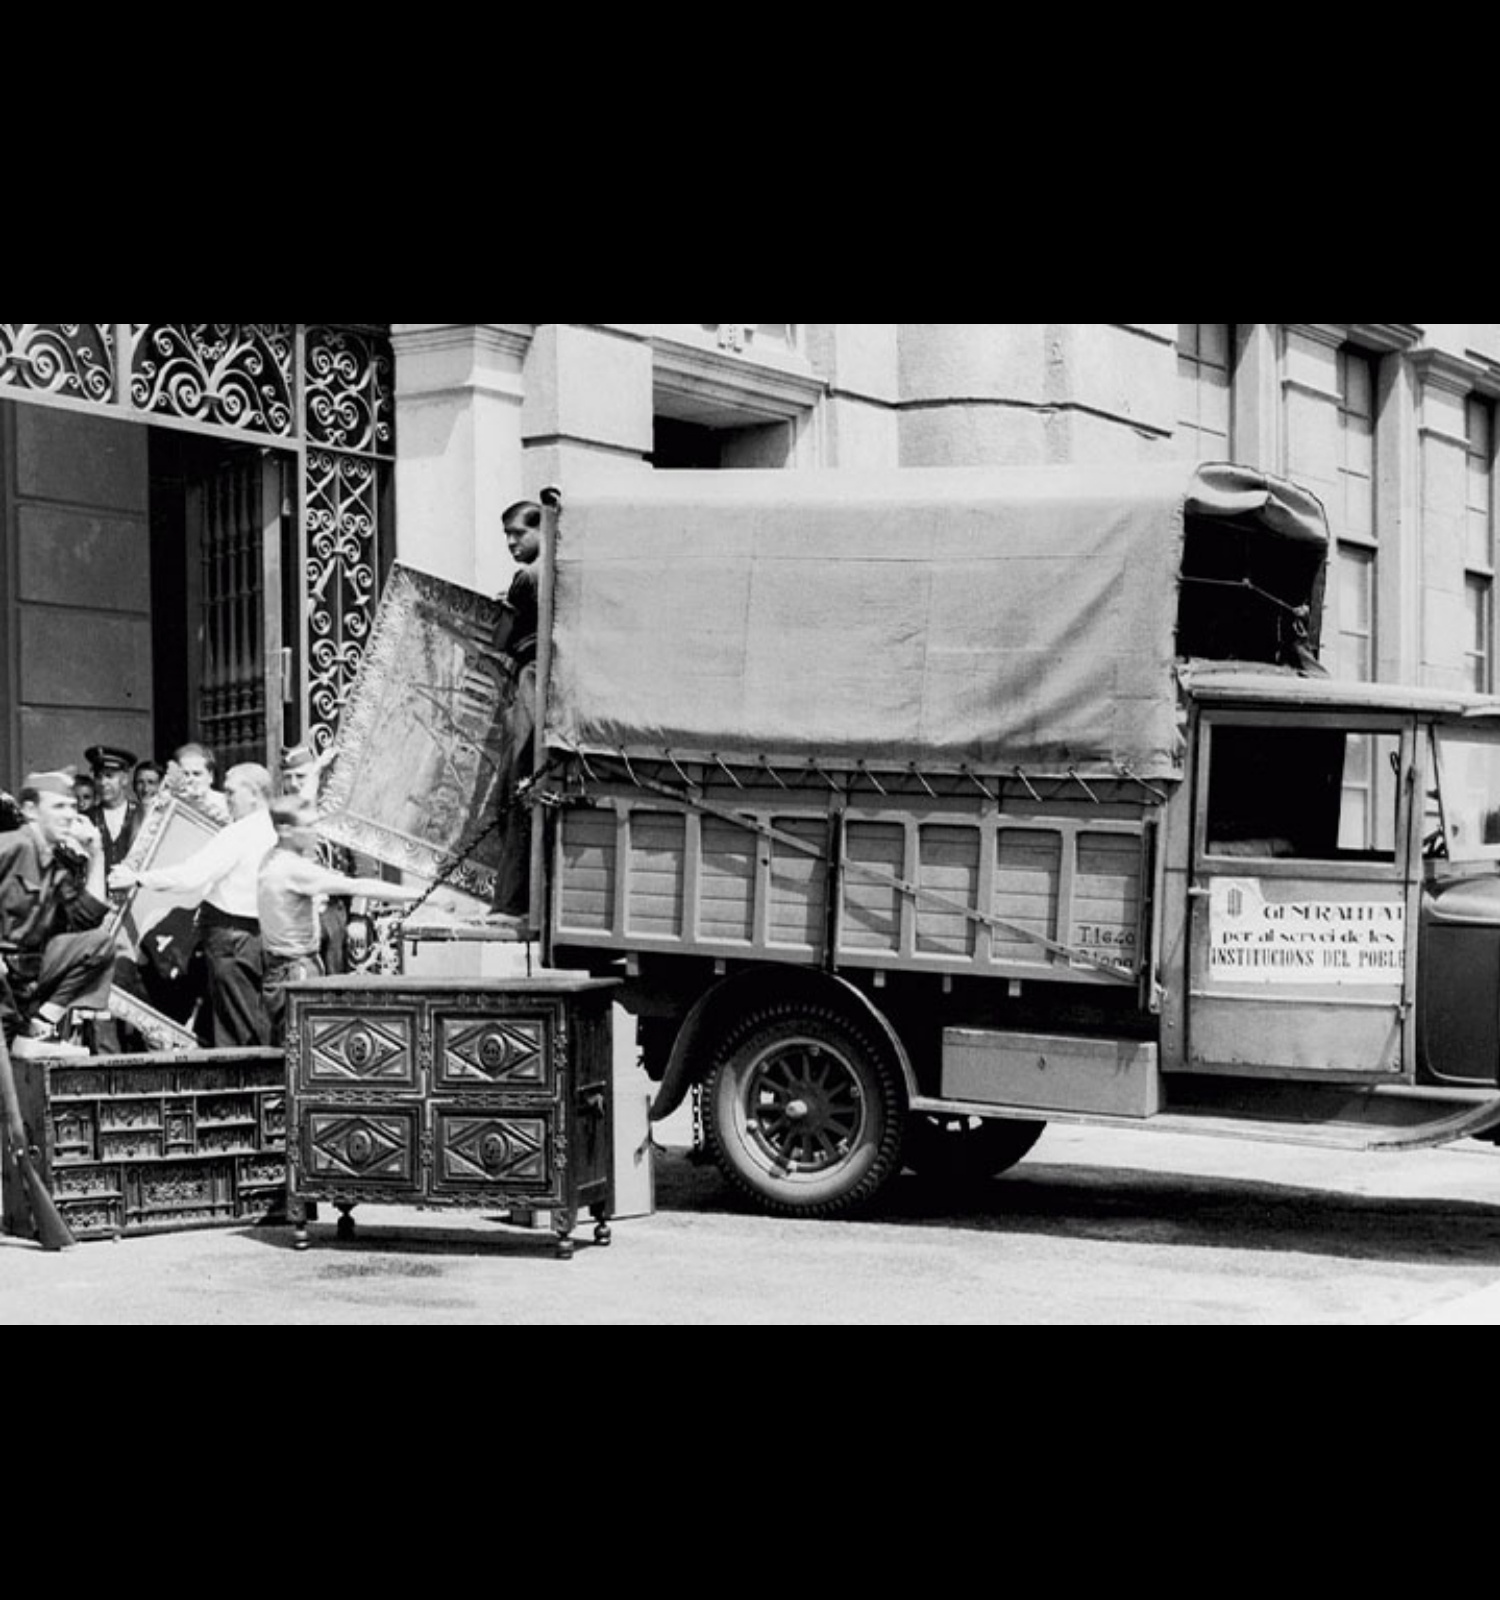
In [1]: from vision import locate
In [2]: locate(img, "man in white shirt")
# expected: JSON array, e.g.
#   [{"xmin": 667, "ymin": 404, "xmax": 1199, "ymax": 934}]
[{"xmin": 110, "ymin": 763, "xmax": 276, "ymax": 1046}]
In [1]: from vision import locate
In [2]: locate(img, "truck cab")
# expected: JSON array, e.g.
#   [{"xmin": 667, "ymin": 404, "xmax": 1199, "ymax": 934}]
[{"xmin": 1175, "ymin": 674, "xmax": 1500, "ymax": 1093}]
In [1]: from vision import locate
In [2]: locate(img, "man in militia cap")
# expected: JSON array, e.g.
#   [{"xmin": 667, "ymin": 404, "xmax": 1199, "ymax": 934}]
[
  {"xmin": 0, "ymin": 769, "xmax": 114, "ymax": 1058},
  {"xmin": 85, "ymin": 744, "xmax": 143, "ymax": 886},
  {"xmin": 279, "ymin": 742, "xmax": 356, "ymax": 973}
]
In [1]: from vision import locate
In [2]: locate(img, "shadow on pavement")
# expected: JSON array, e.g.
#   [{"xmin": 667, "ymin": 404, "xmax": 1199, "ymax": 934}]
[
  {"xmin": 237, "ymin": 1215, "xmax": 603, "ymax": 1261},
  {"xmin": 652, "ymin": 1147, "xmax": 1500, "ymax": 1268}
]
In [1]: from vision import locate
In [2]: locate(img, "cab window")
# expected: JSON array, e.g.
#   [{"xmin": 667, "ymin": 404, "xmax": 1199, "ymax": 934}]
[
  {"xmin": 1204, "ymin": 722, "xmax": 1400, "ymax": 864},
  {"xmin": 1428, "ymin": 728, "xmax": 1500, "ymax": 862}
]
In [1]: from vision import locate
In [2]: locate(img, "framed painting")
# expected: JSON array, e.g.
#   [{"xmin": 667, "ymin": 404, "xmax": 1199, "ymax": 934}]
[
  {"xmin": 106, "ymin": 792, "xmax": 225, "ymax": 1051},
  {"xmin": 107, "ymin": 985, "xmax": 199, "ymax": 1052},
  {"xmin": 109, "ymin": 792, "xmax": 224, "ymax": 954},
  {"xmin": 318, "ymin": 563, "xmax": 515, "ymax": 905}
]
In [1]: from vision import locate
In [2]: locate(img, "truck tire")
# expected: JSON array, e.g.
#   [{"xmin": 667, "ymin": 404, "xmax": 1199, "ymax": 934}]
[
  {"xmin": 703, "ymin": 1003, "xmax": 906, "ymax": 1218},
  {"xmin": 902, "ymin": 1114, "xmax": 1044, "ymax": 1184}
]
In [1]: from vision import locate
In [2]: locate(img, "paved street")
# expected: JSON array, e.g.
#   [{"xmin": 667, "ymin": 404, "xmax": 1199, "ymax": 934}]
[{"xmin": 5, "ymin": 1115, "xmax": 1500, "ymax": 1324}]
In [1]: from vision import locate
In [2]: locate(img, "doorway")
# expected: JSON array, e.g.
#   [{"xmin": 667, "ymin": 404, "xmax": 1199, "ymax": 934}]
[{"xmin": 149, "ymin": 431, "xmax": 298, "ymax": 773}]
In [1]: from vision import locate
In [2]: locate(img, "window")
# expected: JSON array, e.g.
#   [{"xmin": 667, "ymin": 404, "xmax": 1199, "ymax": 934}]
[
  {"xmin": 1430, "ymin": 727, "xmax": 1500, "ymax": 861},
  {"xmin": 1337, "ymin": 545, "xmax": 1376, "ymax": 682},
  {"xmin": 1466, "ymin": 576, "xmax": 1492, "ymax": 695},
  {"xmin": 1466, "ymin": 396, "xmax": 1496, "ymax": 693},
  {"xmin": 1338, "ymin": 348, "xmax": 1378, "ymax": 552},
  {"xmin": 1336, "ymin": 346, "xmax": 1381, "ymax": 846},
  {"xmin": 1178, "ymin": 323, "xmax": 1235, "ymax": 460},
  {"xmin": 1205, "ymin": 721, "xmax": 1400, "ymax": 865}
]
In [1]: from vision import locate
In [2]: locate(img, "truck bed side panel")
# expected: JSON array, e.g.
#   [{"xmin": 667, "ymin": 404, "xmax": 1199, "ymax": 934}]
[{"xmin": 552, "ymin": 782, "xmax": 1157, "ymax": 993}]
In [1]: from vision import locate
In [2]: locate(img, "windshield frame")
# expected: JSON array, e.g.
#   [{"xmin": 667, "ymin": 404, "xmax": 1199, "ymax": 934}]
[{"xmin": 1426, "ymin": 722, "xmax": 1500, "ymax": 867}]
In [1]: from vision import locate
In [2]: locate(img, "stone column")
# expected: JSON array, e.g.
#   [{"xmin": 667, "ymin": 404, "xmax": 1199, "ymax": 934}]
[
  {"xmin": 1375, "ymin": 355, "xmax": 1420, "ymax": 686},
  {"xmin": 1232, "ymin": 324, "xmax": 1284, "ymax": 471},
  {"xmin": 390, "ymin": 323, "xmax": 533, "ymax": 597},
  {"xmin": 897, "ymin": 323, "xmax": 1175, "ymax": 467},
  {"xmin": 1414, "ymin": 354, "xmax": 1479, "ymax": 690},
  {"xmin": 520, "ymin": 324, "xmax": 655, "ymax": 491},
  {"xmin": 803, "ymin": 324, "xmax": 900, "ymax": 468},
  {"xmin": 898, "ymin": 323, "xmax": 1052, "ymax": 466}
]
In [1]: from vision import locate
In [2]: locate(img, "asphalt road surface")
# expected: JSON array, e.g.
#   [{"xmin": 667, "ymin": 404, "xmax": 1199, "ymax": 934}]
[{"xmin": 5, "ymin": 1121, "xmax": 1500, "ymax": 1324}]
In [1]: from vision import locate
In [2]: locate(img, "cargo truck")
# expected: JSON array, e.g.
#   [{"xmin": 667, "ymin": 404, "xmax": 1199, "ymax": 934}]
[{"xmin": 514, "ymin": 464, "xmax": 1500, "ymax": 1215}]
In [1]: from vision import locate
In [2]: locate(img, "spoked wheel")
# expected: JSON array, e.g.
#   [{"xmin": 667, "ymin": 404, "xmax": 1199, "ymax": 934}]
[
  {"xmin": 902, "ymin": 1113, "xmax": 1045, "ymax": 1184},
  {"xmin": 703, "ymin": 1004, "xmax": 905, "ymax": 1218}
]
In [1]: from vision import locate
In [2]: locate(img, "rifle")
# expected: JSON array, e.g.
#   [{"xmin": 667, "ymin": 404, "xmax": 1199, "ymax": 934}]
[{"xmin": 0, "ymin": 1027, "xmax": 76, "ymax": 1251}]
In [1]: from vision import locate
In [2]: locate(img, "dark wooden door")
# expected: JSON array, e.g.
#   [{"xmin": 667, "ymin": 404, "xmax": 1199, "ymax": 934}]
[{"xmin": 184, "ymin": 447, "xmax": 290, "ymax": 772}]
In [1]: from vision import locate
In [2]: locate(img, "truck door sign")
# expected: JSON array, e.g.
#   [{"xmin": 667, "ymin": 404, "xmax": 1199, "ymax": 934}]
[{"xmin": 1208, "ymin": 879, "xmax": 1406, "ymax": 985}]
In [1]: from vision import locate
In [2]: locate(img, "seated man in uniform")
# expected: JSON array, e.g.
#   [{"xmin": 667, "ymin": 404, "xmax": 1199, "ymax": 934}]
[{"xmin": 0, "ymin": 770, "xmax": 115, "ymax": 1059}]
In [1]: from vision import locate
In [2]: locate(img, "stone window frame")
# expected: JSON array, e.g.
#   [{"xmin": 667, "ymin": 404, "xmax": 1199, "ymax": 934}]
[
  {"xmin": 1177, "ymin": 323, "xmax": 1237, "ymax": 461},
  {"xmin": 1465, "ymin": 394, "xmax": 1498, "ymax": 692}
]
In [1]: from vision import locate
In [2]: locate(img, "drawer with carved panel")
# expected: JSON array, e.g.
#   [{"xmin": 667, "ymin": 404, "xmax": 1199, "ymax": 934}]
[{"xmin": 284, "ymin": 976, "xmax": 618, "ymax": 1258}]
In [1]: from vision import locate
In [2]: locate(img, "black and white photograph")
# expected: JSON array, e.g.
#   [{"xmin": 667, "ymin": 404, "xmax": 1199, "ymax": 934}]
[{"xmin": 3, "ymin": 322, "xmax": 1500, "ymax": 1324}]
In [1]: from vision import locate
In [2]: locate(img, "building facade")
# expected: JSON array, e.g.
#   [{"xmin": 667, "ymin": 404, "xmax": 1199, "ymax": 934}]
[{"xmin": 2, "ymin": 322, "xmax": 1498, "ymax": 788}]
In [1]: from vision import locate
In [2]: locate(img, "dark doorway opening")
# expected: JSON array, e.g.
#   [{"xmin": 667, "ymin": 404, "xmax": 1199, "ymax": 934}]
[
  {"xmin": 149, "ymin": 432, "xmax": 297, "ymax": 773},
  {"xmin": 651, "ymin": 413, "xmax": 795, "ymax": 470}
]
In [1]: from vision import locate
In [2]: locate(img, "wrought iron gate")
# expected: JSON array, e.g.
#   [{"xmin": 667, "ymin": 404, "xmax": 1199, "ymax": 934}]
[{"xmin": 0, "ymin": 323, "xmax": 395, "ymax": 757}]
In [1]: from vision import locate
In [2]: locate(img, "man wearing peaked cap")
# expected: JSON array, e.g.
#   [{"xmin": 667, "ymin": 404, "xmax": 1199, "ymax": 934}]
[
  {"xmin": 0, "ymin": 769, "xmax": 115, "ymax": 1057},
  {"xmin": 85, "ymin": 746, "xmax": 137, "ymax": 773},
  {"xmin": 85, "ymin": 744, "xmax": 143, "ymax": 886}
]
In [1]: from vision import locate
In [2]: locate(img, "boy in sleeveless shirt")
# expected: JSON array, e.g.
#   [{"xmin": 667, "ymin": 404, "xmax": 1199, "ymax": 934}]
[{"xmin": 257, "ymin": 796, "xmax": 420, "ymax": 1043}]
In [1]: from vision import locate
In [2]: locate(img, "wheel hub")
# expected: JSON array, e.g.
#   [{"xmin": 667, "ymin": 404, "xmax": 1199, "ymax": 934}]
[{"xmin": 742, "ymin": 1038, "xmax": 866, "ymax": 1174}]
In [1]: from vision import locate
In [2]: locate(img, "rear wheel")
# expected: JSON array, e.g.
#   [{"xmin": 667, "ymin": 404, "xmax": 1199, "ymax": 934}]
[
  {"xmin": 902, "ymin": 1113, "xmax": 1044, "ymax": 1184},
  {"xmin": 703, "ymin": 1003, "xmax": 905, "ymax": 1217}
]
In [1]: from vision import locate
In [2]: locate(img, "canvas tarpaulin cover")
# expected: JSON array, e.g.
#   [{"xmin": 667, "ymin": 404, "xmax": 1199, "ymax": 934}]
[{"xmin": 543, "ymin": 462, "xmax": 1329, "ymax": 784}]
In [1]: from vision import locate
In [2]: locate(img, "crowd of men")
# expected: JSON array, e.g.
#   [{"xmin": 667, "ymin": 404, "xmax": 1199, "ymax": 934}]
[
  {"xmin": 0, "ymin": 741, "xmax": 416, "ymax": 1061},
  {"xmin": 1, "ymin": 496, "xmax": 544, "ymax": 1065}
]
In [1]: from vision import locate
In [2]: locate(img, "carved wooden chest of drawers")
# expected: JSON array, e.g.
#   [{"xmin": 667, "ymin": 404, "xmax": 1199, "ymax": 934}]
[
  {"xmin": 284, "ymin": 976, "xmax": 618, "ymax": 1258},
  {"xmin": 1, "ymin": 1049, "xmax": 287, "ymax": 1241}
]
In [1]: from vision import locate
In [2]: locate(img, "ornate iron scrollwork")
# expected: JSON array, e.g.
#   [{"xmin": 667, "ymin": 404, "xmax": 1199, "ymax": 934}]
[
  {"xmin": 305, "ymin": 447, "xmax": 380, "ymax": 744},
  {"xmin": 130, "ymin": 323, "xmax": 296, "ymax": 437},
  {"xmin": 0, "ymin": 323, "xmax": 115, "ymax": 400},
  {"xmin": 303, "ymin": 326, "xmax": 395, "ymax": 766},
  {"xmin": 306, "ymin": 325, "xmax": 396, "ymax": 457}
]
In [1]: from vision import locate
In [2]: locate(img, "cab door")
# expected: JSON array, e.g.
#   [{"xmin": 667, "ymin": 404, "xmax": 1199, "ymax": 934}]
[{"xmin": 1186, "ymin": 710, "xmax": 1417, "ymax": 1079}]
